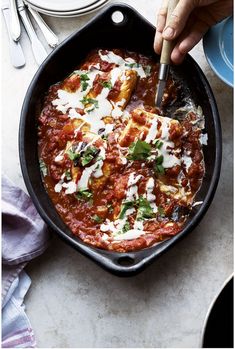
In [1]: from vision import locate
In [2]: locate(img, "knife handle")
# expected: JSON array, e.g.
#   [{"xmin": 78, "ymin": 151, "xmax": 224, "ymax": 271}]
[
  {"xmin": 18, "ymin": 4, "xmax": 48, "ymax": 65},
  {"xmin": 9, "ymin": 0, "xmax": 21, "ymax": 41},
  {"xmin": 2, "ymin": 5, "xmax": 25, "ymax": 68},
  {"xmin": 160, "ymin": 0, "xmax": 179, "ymax": 65},
  {"xmin": 28, "ymin": 7, "xmax": 59, "ymax": 48}
]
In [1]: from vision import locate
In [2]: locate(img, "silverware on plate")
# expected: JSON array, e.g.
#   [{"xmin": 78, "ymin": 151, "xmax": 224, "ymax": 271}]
[
  {"xmin": 2, "ymin": 0, "xmax": 25, "ymax": 68},
  {"xmin": 9, "ymin": 0, "xmax": 21, "ymax": 41},
  {"xmin": 17, "ymin": 0, "xmax": 48, "ymax": 65},
  {"xmin": 27, "ymin": 6, "xmax": 59, "ymax": 48}
]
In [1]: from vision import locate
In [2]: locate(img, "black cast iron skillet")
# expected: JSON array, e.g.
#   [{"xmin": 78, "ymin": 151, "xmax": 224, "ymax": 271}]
[
  {"xmin": 201, "ymin": 275, "xmax": 234, "ymax": 348},
  {"xmin": 19, "ymin": 3, "xmax": 222, "ymax": 276}
]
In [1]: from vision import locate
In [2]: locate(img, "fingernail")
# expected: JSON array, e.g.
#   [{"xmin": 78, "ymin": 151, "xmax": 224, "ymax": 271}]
[{"xmin": 163, "ymin": 27, "xmax": 174, "ymax": 39}]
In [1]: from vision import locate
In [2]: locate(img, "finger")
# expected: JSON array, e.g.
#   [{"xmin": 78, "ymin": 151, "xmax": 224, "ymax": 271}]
[
  {"xmin": 162, "ymin": 0, "xmax": 195, "ymax": 40},
  {"xmin": 156, "ymin": 0, "xmax": 169, "ymax": 32},
  {"xmin": 153, "ymin": 31, "xmax": 163, "ymax": 55},
  {"xmin": 170, "ymin": 16, "xmax": 210, "ymax": 64}
]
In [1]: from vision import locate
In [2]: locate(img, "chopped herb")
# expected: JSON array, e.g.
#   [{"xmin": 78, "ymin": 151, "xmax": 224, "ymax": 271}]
[
  {"xmin": 125, "ymin": 62, "xmax": 140, "ymax": 68},
  {"xmin": 136, "ymin": 196, "xmax": 154, "ymax": 220},
  {"xmin": 80, "ymin": 73, "xmax": 90, "ymax": 91},
  {"xmin": 67, "ymin": 149, "xmax": 80, "ymax": 162},
  {"xmin": 119, "ymin": 201, "xmax": 133, "ymax": 219},
  {"xmin": 80, "ymin": 73, "xmax": 89, "ymax": 81},
  {"xmin": 81, "ymin": 81, "xmax": 89, "ymax": 91},
  {"xmin": 144, "ymin": 65, "xmax": 152, "ymax": 76},
  {"xmin": 128, "ymin": 140, "xmax": 151, "ymax": 161},
  {"xmin": 155, "ymin": 164, "xmax": 165, "ymax": 174},
  {"xmin": 75, "ymin": 189, "xmax": 93, "ymax": 201},
  {"xmin": 156, "ymin": 155, "xmax": 164, "ymax": 165},
  {"xmin": 39, "ymin": 159, "xmax": 47, "ymax": 177},
  {"xmin": 92, "ymin": 214, "xmax": 103, "ymax": 223},
  {"xmin": 101, "ymin": 80, "xmax": 112, "ymax": 89},
  {"xmin": 154, "ymin": 155, "xmax": 165, "ymax": 174},
  {"xmin": 80, "ymin": 97, "xmax": 99, "ymax": 109},
  {"xmin": 122, "ymin": 221, "xmax": 130, "ymax": 233},
  {"xmin": 153, "ymin": 139, "xmax": 163, "ymax": 149},
  {"xmin": 80, "ymin": 146, "xmax": 100, "ymax": 167},
  {"xmin": 65, "ymin": 170, "xmax": 72, "ymax": 180}
]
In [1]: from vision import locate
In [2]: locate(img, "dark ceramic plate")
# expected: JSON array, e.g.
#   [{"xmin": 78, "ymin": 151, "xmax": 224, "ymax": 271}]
[
  {"xmin": 201, "ymin": 275, "xmax": 234, "ymax": 348},
  {"xmin": 19, "ymin": 3, "xmax": 222, "ymax": 276}
]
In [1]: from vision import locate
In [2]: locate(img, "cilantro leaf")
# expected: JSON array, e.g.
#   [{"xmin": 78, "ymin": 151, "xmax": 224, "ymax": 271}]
[
  {"xmin": 136, "ymin": 196, "xmax": 154, "ymax": 220},
  {"xmin": 122, "ymin": 221, "xmax": 130, "ymax": 233},
  {"xmin": 75, "ymin": 189, "xmax": 93, "ymax": 201},
  {"xmin": 125, "ymin": 62, "xmax": 141, "ymax": 68},
  {"xmin": 101, "ymin": 80, "xmax": 112, "ymax": 89},
  {"xmin": 154, "ymin": 155, "xmax": 165, "ymax": 174},
  {"xmin": 119, "ymin": 201, "xmax": 133, "ymax": 219},
  {"xmin": 80, "ymin": 73, "xmax": 89, "ymax": 81},
  {"xmin": 128, "ymin": 140, "xmax": 151, "ymax": 161},
  {"xmin": 80, "ymin": 97, "xmax": 99, "ymax": 109},
  {"xmin": 39, "ymin": 159, "xmax": 47, "ymax": 177},
  {"xmin": 152, "ymin": 139, "xmax": 163, "ymax": 149},
  {"xmin": 65, "ymin": 170, "xmax": 72, "ymax": 180},
  {"xmin": 92, "ymin": 214, "xmax": 103, "ymax": 223},
  {"xmin": 80, "ymin": 146, "xmax": 100, "ymax": 167},
  {"xmin": 67, "ymin": 149, "xmax": 80, "ymax": 161},
  {"xmin": 80, "ymin": 74, "xmax": 90, "ymax": 91}
]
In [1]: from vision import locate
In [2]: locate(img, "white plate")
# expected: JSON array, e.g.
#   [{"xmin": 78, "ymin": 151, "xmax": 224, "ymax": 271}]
[
  {"xmin": 25, "ymin": 0, "xmax": 99, "ymax": 12},
  {"xmin": 25, "ymin": 0, "xmax": 109, "ymax": 17}
]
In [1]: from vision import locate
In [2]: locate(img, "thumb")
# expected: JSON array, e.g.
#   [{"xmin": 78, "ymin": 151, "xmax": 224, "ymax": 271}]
[{"xmin": 162, "ymin": 0, "xmax": 196, "ymax": 40}]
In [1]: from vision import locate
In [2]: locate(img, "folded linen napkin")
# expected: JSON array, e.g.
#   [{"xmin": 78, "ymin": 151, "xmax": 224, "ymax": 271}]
[{"xmin": 2, "ymin": 175, "xmax": 50, "ymax": 347}]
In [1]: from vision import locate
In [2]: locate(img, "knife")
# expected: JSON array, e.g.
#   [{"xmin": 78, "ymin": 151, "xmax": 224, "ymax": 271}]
[
  {"xmin": 9, "ymin": 0, "xmax": 21, "ymax": 41},
  {"xmin": 27, "ymin": 6, "xmax": 59, "ymax": 48},
  {"xmin": 2, "ymin": 0, "xmax": 25, "ymax": 68},
  {"xmin": 156, "ymin": 0, "xmax": 179, "ymax": 107},
  {"xmin": 17, "ymin": 0, "xmax": 48, "ymax": 65}
]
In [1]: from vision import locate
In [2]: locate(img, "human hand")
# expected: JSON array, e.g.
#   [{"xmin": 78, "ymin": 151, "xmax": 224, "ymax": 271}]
[{"xmin": 154, "ymin": 0, "xmax": 233, "ymax": 64}]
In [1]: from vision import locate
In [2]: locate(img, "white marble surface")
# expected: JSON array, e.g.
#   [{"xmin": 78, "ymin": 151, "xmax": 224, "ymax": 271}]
[{"xmin": 1, "ymin": 0, "xmax": 233, "ymax": 347}]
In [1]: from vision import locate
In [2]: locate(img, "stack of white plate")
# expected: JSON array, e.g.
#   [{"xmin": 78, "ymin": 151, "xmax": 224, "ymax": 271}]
[{"xmin": 24, "ymin": 0, "xmax": 110, "ymax": 17}]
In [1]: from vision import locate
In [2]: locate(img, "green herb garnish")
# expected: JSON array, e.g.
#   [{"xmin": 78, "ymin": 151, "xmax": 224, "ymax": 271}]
[
  {"xmin": 122, "ymin": 221, "xmax": 130, "ymax": 233},
  {"xmin": 92, "ymin": 214, "xmax": 103, "ymax": 223},
  {"xmin": 101, "ymin": 80, "xmax": 112, "ymax": 89},
  {"xmin": 80, "ymin": 73, "xmax": 90, "ymax": 91},
  {"xmin": 65, "ymin": 170, "xmax": 72, "ymax": 180},
  {"xmin": 128, "ymin": 140, "xmax": 151, "ymax": 161},
  {"xmin": 75, "ymin": 189, "xmax": 93, "ymax": 201},
  {"xmin": 80, "ymin": 146, "xmax": 99, "ymax": 167},
  {"xmin": 80, "ymin": 97, "xmax": 99, "ymax": 109},
  {"xmin": 136, "ymin": 196, "xmax": 154, "ymax": 220},
  {"xmin": 39, "ymin": 159, "xmax": 47, "ymax": 177},
  {"xmin": 67, "ymin": 149, "xmax": 80, "ymax": 161},
  {"xmin": 154, "ymin": 155, "xmax": 165, "ymax": 174},
  {"xmin": 152, "ymin": 139, "xmax": 163, "ymax": 149},
  {"xmin": 125, "ymin": 62, "xmax": 140, "ymax": 68},
  {"xmin": 119, "ymin": 201, "xmax": 133, "ymax": 219}
]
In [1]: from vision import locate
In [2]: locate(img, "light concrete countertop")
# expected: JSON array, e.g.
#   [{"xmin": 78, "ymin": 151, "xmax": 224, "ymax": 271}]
[{"xmin": 2, "ymin": 0, "xmax": 233, "ymax": 347}]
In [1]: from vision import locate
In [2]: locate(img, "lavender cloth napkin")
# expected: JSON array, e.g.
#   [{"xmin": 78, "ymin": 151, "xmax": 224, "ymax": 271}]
[{"xmin": 2, "ymin": 175, "xmax": 50, "ymax": 302}]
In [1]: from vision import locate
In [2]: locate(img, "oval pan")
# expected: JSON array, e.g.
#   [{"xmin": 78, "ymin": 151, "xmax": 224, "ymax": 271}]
[{"xmin": 19, "ymin": 3, "xmax": 222, "ymax": 276}]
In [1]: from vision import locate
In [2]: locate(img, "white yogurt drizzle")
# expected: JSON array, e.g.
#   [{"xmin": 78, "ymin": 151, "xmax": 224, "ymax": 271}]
[{"xmin": 52, "ymin": 51, "xmax": 146, "ymax": 137}]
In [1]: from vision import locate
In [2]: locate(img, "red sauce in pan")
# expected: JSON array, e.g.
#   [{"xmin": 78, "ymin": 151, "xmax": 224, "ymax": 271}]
[{"xmin": 38, "ymin": 49, "xmax": 205, "ymax": 252}]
